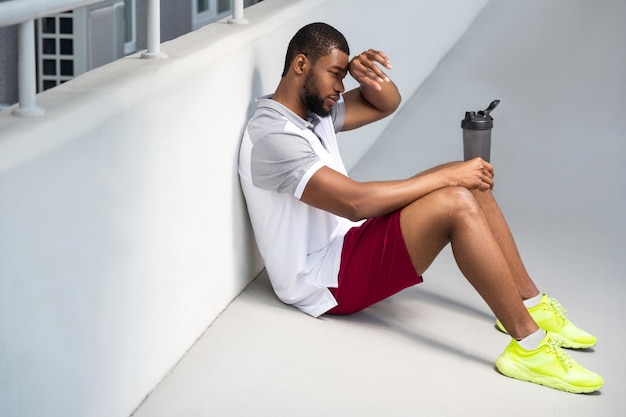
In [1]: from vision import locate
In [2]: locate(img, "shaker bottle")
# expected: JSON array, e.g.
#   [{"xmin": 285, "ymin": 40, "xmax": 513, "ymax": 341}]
[{"xmin": 461, "ymin": 99, "xmax": 500, "ymax": 162}]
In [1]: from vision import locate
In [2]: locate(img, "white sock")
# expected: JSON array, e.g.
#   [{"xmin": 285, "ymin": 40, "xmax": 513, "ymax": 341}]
[
  {"xmin": 523, "ymin": 292, "xmax": 543, "ymax": 308},
  {"xmin": 517, "ymin": 328, "xmax": 546, "ymax": 350}
]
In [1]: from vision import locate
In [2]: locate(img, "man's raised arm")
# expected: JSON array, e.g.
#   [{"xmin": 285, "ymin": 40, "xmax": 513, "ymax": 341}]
[{"xmin": 341, "ymin": 49, "xmax": 401, "ymax": 131}]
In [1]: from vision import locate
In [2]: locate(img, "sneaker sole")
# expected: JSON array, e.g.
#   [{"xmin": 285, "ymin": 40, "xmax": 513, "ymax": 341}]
[
  {"xmin": 495, "ymin": 356, "xmax": 603, "ymax": 393},
  {"xmin": 557, "ymin": 338, "xmax": 596, "ymax": 350}
]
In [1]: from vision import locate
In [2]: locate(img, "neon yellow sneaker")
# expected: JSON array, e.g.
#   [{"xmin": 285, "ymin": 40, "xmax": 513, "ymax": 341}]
[
  {"xmin": 496, "ymin": 294, "xmax": 597, "ymax": 349},
  {"xmin": 495, "ymin": 333, "xmax": 604, "ymax": 393}
]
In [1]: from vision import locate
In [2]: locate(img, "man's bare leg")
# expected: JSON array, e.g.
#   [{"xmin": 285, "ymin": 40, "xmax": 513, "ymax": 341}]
[
  {"xmin": 412, "ymin": 162, "xmax": 540, "ymax": 301},
  {"xmin": 399, "ymin": 186, "xmax": 538, "ymax": 340},
  {"xmin": 399, "ymin": 169, "xmax": 603, "ymax": 393},
  {"xmin": 470, "ymin": 189, "xmax": 540, "ymax": 300}
]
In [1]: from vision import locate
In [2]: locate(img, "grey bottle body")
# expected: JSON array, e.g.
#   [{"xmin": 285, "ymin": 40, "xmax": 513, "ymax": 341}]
[
  {"xmin": 463, "ymin": 128, "xmax": 492, "ymax": 162},
  {"xmin": 461, "ymin": 100, "xmax": 500, "ymax": 162}
]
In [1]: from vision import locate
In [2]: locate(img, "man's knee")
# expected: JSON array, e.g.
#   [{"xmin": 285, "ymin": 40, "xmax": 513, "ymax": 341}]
[
  {"xmin": 399, "ymin": 187, "xmax": 482, "ymax": 254},
  {"xmin": 402, "ymin": 186, "xmax": 480, "ymax": 223},
  {"xmin": 436, "ymin": 186, "xmax": 482, "ymax": 218}
]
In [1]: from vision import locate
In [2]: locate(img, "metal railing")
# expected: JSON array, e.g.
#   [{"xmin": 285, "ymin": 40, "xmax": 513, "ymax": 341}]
[
  {"xmin": 0, "ymin": 0, "xmax": 250, "ymax": 117},
  {"xmin": 1, "ymin": 0, "xmax": 108, "ymax": 116}
]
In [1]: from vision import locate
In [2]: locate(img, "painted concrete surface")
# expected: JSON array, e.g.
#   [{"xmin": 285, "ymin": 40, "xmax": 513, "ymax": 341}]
[{"xmin": 132, "ymin": 0, "xmax": 625, "ymax": 416}]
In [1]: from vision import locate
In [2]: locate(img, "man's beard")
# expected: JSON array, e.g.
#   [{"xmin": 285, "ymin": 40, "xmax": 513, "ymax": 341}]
[{"xmin": 303, "ymin": 71, "xmax": 331, "ymax": 117}]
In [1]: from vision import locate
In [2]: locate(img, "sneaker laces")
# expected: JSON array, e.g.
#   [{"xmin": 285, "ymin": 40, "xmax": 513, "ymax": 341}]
[
  {"xmin": 547, "ymin": 337, "xmax": 573, "ymax": 368},
  {"xmin": 547, "ymin": 297, "xmax": 570, "ymax": 322}
]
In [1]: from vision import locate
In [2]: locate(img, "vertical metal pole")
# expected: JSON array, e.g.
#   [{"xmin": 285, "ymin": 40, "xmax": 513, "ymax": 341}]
[
  {"xmin": 12, "ymin": 19, "xmax": 44, "ymax": 117},
  {"xmin": 142, "ymin": 0, "xmax": 167, "ymax": 58},
  {"xmin": 228, "ymin": 0, "xmax": 248, "ymax": 25}
]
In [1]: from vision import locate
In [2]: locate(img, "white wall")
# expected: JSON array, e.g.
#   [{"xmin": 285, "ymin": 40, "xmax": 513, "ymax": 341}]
[{"xmin": 0, "ymin": 0, "xmax": 488, "ymax": 416}]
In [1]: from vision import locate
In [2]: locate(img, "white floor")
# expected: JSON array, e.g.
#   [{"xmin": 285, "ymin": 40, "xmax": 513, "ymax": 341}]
[{"xmin": 132, "ymin": 0, "xmax": 626, "ymax": 416}]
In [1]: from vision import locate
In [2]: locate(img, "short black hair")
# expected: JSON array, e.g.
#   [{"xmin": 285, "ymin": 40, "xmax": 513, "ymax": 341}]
[{"xmin": 281, "ymin": 22, "xmax": 350, "ymax": 77}]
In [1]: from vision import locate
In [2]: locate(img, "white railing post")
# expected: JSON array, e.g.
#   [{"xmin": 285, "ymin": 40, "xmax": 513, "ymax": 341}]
[
  {"xmin": 12, "ymin": 19, "xmax": 45, "ymax": 117},
  {"xmin": 142, "ymin": 0, "xmax": 167, "ymax": 58},
  {"xmin": 228, "ymin": 0, "xmax": 249, "ymax": 25}
]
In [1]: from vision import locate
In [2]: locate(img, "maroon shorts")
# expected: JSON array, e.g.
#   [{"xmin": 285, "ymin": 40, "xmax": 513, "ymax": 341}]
[{"xmin": 327, "ymin": 210, "xmax": 423, "ymax": 315}]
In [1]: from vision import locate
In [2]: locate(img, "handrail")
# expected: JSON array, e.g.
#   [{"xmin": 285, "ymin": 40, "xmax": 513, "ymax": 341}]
[
  {"xmin": 0, "ymin": 0, "xmax": 250, "ymax": 117},
  {"xmin": 0, "ymin": 0, "xmax": 107, "ymax": 117}
]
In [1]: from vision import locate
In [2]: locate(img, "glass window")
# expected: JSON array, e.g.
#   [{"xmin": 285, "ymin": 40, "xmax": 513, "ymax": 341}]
[
  {"xmin": 193, "ymin": 0, "xmax": 235, "ymax": 30},
  {"xmin": 59, "ymin": 17, "xmax": 73, "ymax": 34},
  {"xmin": 43, "ymin": 80, "xmax": 57, "ymax": 90},
  {"xmin": 123, "ymin": 0, "xmax": 137, "ymax": 54},
  {"xmin": 218, "ymin": 0, "xmax": 229, "ymax": 13},
  {"xmin": 37, "ymin": 11, "xmax": 78, "ymax": 92},
  {"xmin": 197, "ymin": 0, "xmax": 210, "ymax": 13},
  {"xmin": 43, "ymin": 38, "xmax": 56, "ymax": 55},
  {"xmin": 124, "ymin": 0, "xmax": 132, "ymax": 43},
  {"xmin": 60, "ymin": 39, "xmax": 73, "ymax": 55},
  {"xmin": 43, "ymin": 18, "xmax": 56, "ymax": 34},
  {"xmin": 43, "ymin": 60, "xmax": 56, "ymax": 75},
  {"xmin": 60, "ymin": 60, "xmax": 74, "ymax": 76}
]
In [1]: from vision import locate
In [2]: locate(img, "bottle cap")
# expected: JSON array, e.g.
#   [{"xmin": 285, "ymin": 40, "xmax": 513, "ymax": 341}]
[{"xmin": 461, "ymin": 99, "xmax": 500, "ymax": 130}]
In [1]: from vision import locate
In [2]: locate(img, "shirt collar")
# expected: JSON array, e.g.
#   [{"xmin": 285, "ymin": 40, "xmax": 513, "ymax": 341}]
[{"xmin": 256, "ymin": 95, "xmax": 318, "ymax": 130}]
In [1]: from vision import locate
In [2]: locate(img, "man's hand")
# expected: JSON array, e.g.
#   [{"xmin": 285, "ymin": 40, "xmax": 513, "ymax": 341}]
[
  {"xmin": 349, "ymin": 49, "xmax": 393, "ymax": 91},
  {"xmin": 342, "ymin": 49, "xmax": 400, "ymax": 131},
  {"xmin": 442, "ymin": 158, "xmax": 495, "ymax": 192}
]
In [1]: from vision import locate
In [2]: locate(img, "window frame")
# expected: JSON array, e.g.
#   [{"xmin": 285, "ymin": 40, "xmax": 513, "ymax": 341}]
[{"xmin": 192, "ymin": 0, "xmax": 233, "ymax": 30}]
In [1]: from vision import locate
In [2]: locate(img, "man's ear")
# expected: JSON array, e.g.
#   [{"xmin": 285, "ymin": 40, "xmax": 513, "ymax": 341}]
[{"xmin": 293, "ymin": 54, "xmax": 308, "ymax": 75}]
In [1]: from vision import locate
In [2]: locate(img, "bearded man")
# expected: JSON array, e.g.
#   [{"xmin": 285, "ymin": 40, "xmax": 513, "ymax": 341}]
[{"xmin": 238, "ymin": 22, "xmax": 602, "ymax": 393}]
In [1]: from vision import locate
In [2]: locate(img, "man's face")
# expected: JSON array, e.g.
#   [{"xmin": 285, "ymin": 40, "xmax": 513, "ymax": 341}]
[{"xmin": 303, "ymin": 49, "xmax": 349, "ymax": 117}]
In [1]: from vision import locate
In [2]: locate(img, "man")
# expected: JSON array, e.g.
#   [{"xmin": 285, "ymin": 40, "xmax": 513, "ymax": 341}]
[{"xmin": 238, "ymin": 22, "xmax": 602, "ymax": 393}]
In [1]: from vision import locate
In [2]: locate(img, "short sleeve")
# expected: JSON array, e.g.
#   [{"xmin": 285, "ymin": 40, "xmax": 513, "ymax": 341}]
[{"xmin": 247, "ymin": 114, "xmax": 321, "ymax": 197}]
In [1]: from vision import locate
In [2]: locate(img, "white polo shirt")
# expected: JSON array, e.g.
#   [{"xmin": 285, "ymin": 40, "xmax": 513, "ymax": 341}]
[{"xmin": 238, "ymin": 96, "xmax": 361, "ymax": 317}]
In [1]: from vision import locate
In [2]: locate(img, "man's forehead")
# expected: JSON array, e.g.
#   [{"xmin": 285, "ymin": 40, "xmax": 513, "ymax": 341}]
[{"xmin": 317, "ymin": 48, "xmax": 349, "ymax": 68}]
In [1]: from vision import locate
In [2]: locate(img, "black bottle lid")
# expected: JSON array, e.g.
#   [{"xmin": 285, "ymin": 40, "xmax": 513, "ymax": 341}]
[{"xmin": 461, "ymin": 99, "xmax": 500, "ymax": 130}]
